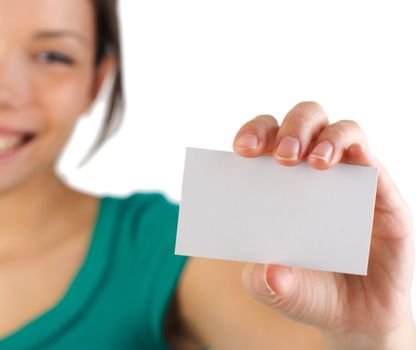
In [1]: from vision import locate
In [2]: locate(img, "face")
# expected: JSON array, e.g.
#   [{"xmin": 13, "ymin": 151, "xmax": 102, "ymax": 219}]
[{"xmin": 0, "ymin": 0, "xmax": 110, "ymax": 194}]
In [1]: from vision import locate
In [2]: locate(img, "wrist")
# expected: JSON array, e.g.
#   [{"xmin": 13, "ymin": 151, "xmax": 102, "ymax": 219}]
[{"xmin": 322, "ymin": 316, "xmax": 416, "ymax": 350}]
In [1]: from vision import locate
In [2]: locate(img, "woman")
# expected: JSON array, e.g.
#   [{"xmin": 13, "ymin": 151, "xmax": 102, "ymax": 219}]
[{"xmin": 0, "ymin": 0, "xmax": 414, "ymax": 349}]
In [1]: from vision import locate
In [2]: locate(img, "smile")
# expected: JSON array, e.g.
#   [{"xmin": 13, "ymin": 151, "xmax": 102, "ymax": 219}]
[{"xmin": 0, "ymin": 133, "xmax": 35, "ymax": 158}]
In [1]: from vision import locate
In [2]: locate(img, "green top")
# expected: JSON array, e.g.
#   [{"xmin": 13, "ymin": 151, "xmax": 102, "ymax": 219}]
[{"xmin": 0, "ymin": 192, "xmax": 188, "ymax": 350}]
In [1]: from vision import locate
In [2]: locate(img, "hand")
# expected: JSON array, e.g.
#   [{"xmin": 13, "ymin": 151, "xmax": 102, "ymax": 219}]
[{"xmin": 234, "ymin": 102, "xmax": 416, "ymax": 349}]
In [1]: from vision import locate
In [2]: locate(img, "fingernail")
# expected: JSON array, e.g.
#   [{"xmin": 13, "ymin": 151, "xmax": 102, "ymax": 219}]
[
  {"xmin": 264, "ymin": 264, "xmax": 293, "ymax": 298},
  {"xmin": 236, "ymin": 133, "xmax": 259, "ymax": 150},
  {"xmin": 359, "ymin": 143, "xmax": 369, "ymax": 152},
  {"xmin": 263, "ymin": 264, "xmax": 277, "ymax": 296},
  {"xmin": 275, "ymin": 136, "xmax": 300, "ymax": 161},
  {"xmin": 309, "ymin": 140, "xmax": 333, "ymax": 162}
]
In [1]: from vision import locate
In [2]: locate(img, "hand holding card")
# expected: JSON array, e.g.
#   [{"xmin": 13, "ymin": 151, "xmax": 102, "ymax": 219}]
[{"xmin": 175, "ymin": 104, "xmax": 416, "ymax": 349}]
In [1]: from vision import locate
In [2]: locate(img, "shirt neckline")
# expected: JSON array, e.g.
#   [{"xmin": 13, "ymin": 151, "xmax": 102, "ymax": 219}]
[{"xmin": 0, "ymin": 195, "xmax": 113, "ymax": 349}]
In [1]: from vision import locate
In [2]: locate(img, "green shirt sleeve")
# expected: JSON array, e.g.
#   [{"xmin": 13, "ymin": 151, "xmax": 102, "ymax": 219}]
[
  {"xmin": 0, "ymin": 192, "xmax": 189, "ymax": 350},
  {"xmin": 125, "ymin": 192, "xmax": 188, "ymax": 349}
]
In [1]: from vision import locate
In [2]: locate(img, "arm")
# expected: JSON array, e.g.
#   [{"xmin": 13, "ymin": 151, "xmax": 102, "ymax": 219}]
[
  {"xmin": 168, "ymin": 258, "xmax": 324, "ymax": 349},
  {"xmin": 168, "ymin": 101, "xmax": 416, "ymax": 349}
]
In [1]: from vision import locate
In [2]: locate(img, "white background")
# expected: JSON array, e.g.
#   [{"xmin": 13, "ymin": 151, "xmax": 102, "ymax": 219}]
[{"xmin": 57, "ymin": 0, "xmax": 416, "ymax": 316}]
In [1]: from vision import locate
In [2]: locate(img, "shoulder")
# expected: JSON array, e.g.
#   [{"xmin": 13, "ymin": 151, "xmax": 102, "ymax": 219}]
[
  {"xmin": 99, "ymin": 191, "xmax": 187, "ymax": 289},
  {"xmin": 103, "ymin": 192, "xmax": 188, "ymax": 348},
  {"xmin": 103, "ymin": 191, "xmax": 179, "ymax": 243},
  {"xmin": 108, "ymin": 192, "xmax": 178, "ymax": 220},
  {"xmin": 107, "ymin": 191, "xmax": 178, "ymax": 215}
]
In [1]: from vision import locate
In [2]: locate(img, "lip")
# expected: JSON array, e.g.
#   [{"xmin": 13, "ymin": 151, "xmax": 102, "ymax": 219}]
[
  {"xmin": 0, "ymin": 134, "xmax": 36, "ymax": 161},
  {"xmin": 0, "ymin": 126, "xmax": 36, "ymax": 136}
]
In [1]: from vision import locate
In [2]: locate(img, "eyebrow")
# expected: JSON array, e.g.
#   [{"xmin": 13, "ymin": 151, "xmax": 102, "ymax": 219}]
[{"xmin": 32, "ymin": 30, "xmax": 89, "ymax": 47}]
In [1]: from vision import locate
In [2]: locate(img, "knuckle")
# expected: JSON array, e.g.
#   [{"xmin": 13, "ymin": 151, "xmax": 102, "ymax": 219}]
[
  {"xmin": 289, "ymin": 113, "xmax": 311, "ymax": 128},
  {"xmin": 254, "ymin": 114, "xmax": 278, "ymax": 125},
  {"xmin": 328, "ymin": 127, "xmax": 345, "ymax": 140},
  {"xmin": 334, "ymin": 119, "xmax": 367, "ymax": 141},
  {"xmin": 337, "ymin": 119, "xmax": 361, "ymax": 130},
  {"xmin": 294, "ymin": 100, "xmax": 325, "ymax": 113},
  {"xmin": 321, "ymin": 119, "xmax": 367, "ymax": 144},
  {"xmin": 289, "ymin": 101, "xmax": 328, "ymax": 125}
]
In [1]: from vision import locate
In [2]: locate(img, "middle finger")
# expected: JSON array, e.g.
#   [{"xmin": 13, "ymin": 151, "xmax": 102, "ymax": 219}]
[{"xmin": 273, "ymin": 101, "xmax": 330, "ymax": 165}]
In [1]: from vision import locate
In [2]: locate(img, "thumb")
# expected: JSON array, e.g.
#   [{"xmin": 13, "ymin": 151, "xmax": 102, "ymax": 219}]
[{"xmin": 242, "ymin": 263, "xmax": 344, "ymax": 330}]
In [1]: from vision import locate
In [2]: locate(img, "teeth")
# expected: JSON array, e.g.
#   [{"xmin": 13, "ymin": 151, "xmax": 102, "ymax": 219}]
[{"xmin": 0, "ymin": 135, "xmax": 24, "ymax": 152}]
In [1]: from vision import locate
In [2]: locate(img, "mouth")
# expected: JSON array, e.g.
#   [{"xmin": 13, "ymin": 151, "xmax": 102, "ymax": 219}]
[{"xmin": 0, "ymin": 132, "xmax": 36, "ymax": 157}]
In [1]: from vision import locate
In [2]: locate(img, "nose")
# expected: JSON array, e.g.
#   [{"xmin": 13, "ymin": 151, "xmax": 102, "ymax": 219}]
[{"xmin": 0, "ymin": 53, "xmax": 31, "ymax": 110}]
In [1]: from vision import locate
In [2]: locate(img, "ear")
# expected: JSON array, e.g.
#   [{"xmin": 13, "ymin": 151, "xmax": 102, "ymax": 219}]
[{"xmin": 83, "ymin": 54, "xmax": 117, "ymax": 114}]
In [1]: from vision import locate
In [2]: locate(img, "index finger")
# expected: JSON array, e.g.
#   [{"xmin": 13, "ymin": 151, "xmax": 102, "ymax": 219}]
[{"xmin": 233, "ymin": 114, "xmax": 279, "ymax": 157}]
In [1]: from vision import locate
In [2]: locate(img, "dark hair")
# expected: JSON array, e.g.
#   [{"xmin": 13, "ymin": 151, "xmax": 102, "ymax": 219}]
[{"xmin": 78, "ymin": 0, "xmax": 124, "ymax": 167}]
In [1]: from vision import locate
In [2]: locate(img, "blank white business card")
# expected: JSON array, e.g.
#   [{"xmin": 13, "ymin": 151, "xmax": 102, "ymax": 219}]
[{"xmin": 175, "ymin": 147, "xmax": 378, "ymax": 275}]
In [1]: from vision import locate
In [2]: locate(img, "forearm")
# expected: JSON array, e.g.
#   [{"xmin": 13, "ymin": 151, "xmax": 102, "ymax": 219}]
[
  {"xmin": 322, "ymin": 316, "xmax": 416, "ymax": 350},
  {"xmin": 177, "ymin": 258, "xmax": 324, "ymax": 349}
]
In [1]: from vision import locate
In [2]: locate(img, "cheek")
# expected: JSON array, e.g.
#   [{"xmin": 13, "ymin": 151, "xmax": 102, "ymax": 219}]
[
  {"xmin": 32, "ymin": 71, "xmax": 92, "ymax": 125},
  {"xmin": 32, "ymin": 69, "xmax": 94, "ymax": 122},
  {"xmin": 29, "ymin": 68, "xmax": 95, "ymax": 159}
]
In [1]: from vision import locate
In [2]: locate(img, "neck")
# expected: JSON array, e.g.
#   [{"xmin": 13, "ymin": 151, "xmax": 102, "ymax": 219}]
[{"xmin": 0, "ymin": 167, "xmax": 74, "ymax": 254}]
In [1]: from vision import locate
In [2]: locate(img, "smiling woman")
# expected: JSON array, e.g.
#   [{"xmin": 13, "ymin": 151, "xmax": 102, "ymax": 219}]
[
  {"xmin": 0, "ymin": 1, "xmax": 415, "ymax": 350},
  {"xmin": 0, "ymin": 1, "xmax": 98, "ymax": 188}
]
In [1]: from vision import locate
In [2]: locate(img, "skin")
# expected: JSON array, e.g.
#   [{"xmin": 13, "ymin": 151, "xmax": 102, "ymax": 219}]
[
  {"xmin": 173, "ymin": 107, "xmax": 416, "ymax": 349},
  {"xmin": 238, "ymin": 108, "xmax": 416, "ymax": 348},
  {"xmin": 0, "ymin": 0, "xmax": 112, "ymax": 336},
  {"xmin": 0, "ymin": 1, "xmax": 415, "ymax": 349}
]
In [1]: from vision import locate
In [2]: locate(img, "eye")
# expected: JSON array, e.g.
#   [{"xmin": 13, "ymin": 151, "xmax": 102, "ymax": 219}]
[{"xmin": 37, "ymin": 51, "xmax": 74, "ymax": 65}]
